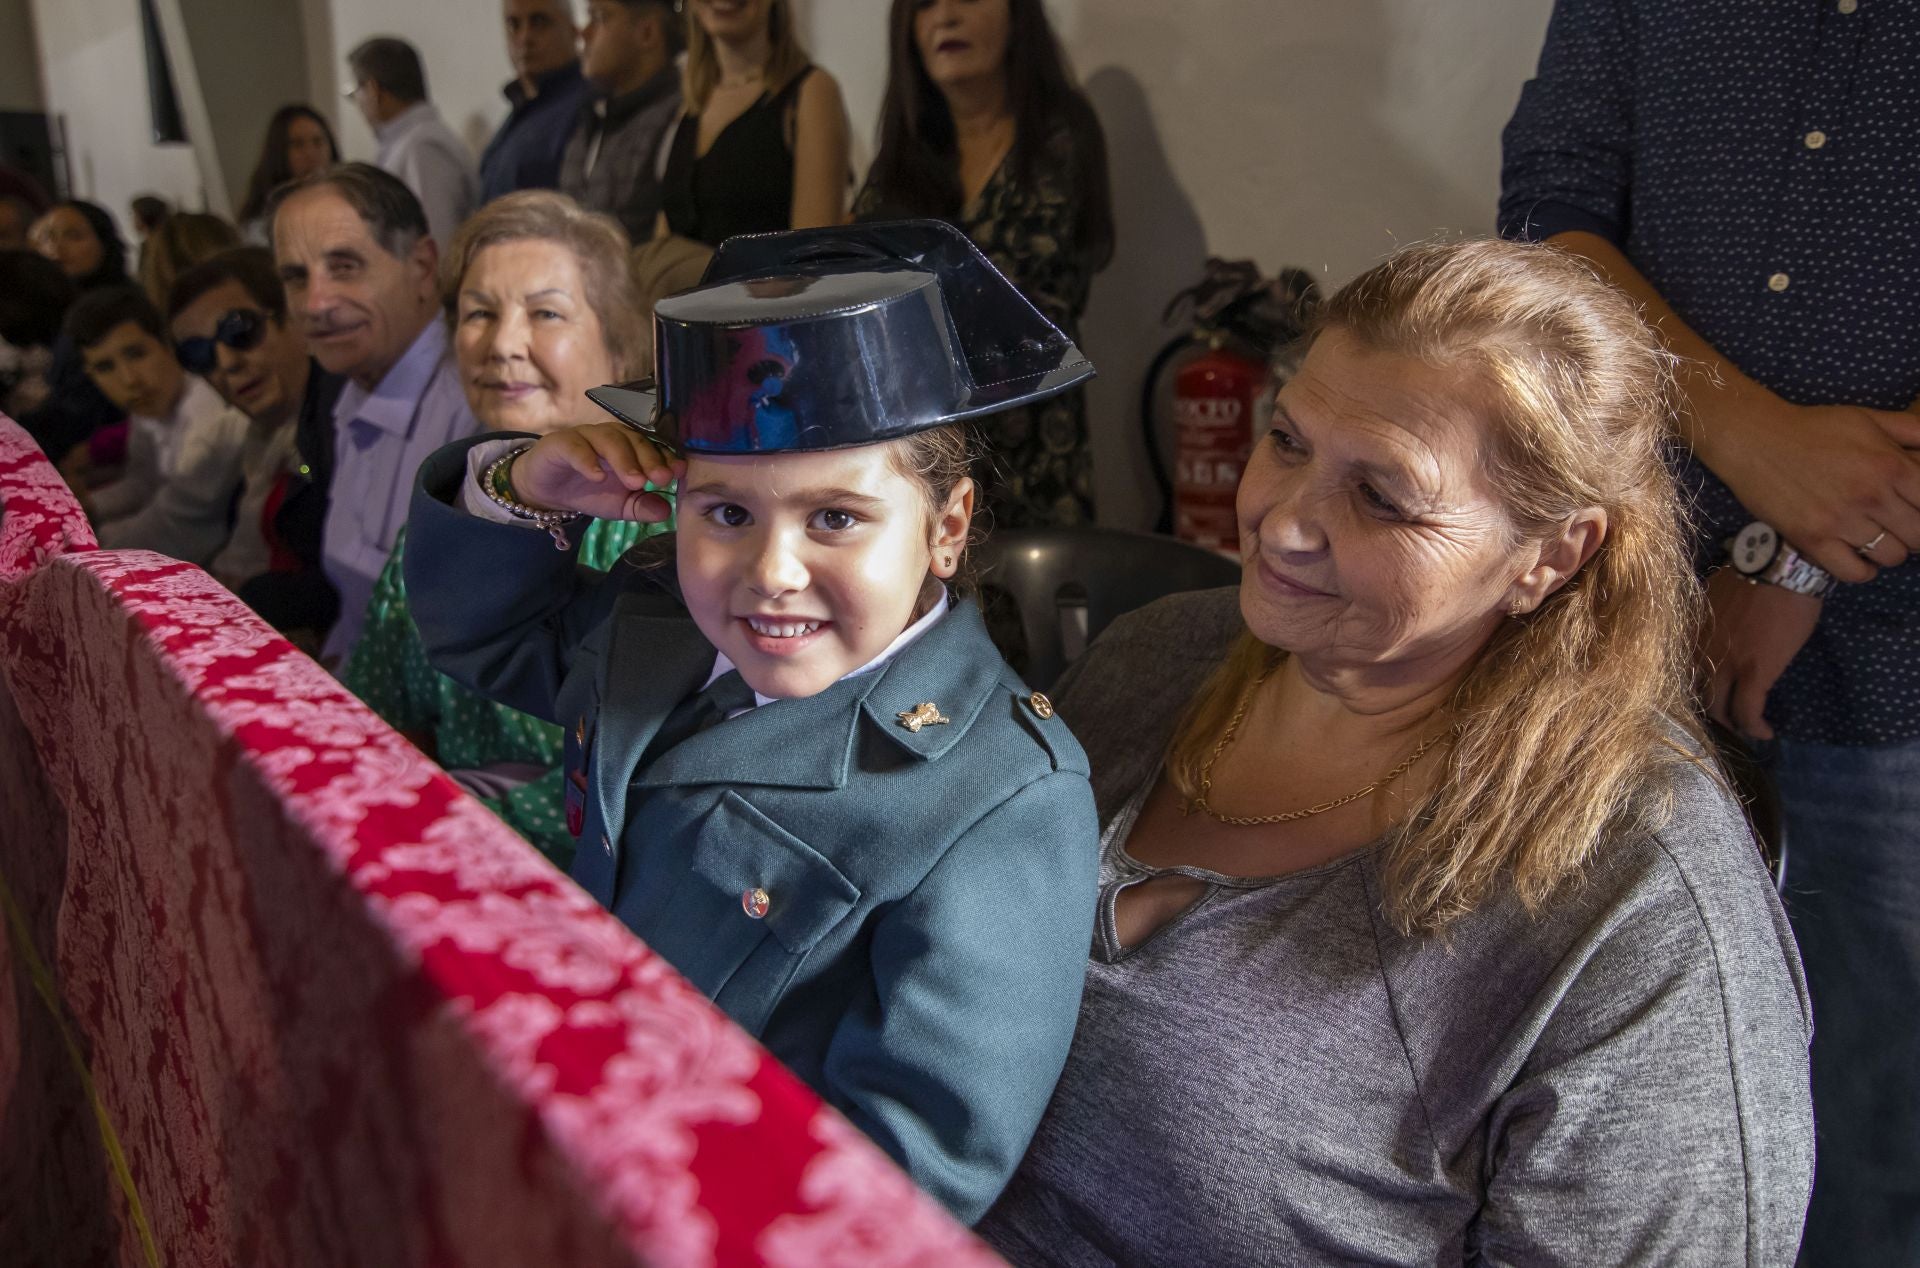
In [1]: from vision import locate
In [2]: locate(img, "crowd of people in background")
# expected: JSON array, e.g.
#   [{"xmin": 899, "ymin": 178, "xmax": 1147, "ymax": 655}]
[
  {"xmin": 0, "ymin": 0, "xmax": 1115, "ymax": 674},
  {"xmin": 0, "ymin": 0, "xmax": 1913, "ymax": 1263}
]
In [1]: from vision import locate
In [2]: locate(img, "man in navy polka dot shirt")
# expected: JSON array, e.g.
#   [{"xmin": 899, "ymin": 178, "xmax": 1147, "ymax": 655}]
[{"xmin": 1500, "ymin": 3, "xmax": 1920, "ymax": 1263}]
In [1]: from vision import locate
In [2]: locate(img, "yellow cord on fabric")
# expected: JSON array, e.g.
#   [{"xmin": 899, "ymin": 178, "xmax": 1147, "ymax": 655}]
[{"xmin": 0, "ymin": 867, "xmax": 161, "ymax": 1268}]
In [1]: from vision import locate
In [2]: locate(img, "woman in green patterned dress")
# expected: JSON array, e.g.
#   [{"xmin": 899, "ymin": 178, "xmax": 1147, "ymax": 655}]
[
  {"xmin": 854, "ymin": 0, "xmax": 1113, "ymax": 529},
  {"xmin": 344, "ymin": 191, "xmax": 666, "ymax": 864}
]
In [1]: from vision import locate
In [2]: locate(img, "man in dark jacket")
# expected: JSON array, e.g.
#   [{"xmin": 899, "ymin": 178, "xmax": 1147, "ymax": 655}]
[
  {"xmin": 1501, "ymin": 6, "xmax": 1920, "ymax": 1263},
  {"xmin": 478, "ymin": 0, "xmax": 592, "ymax": 201},
  {"xmin": 559, "ymin": 0, "xmax": 682, "ymax": 241}
]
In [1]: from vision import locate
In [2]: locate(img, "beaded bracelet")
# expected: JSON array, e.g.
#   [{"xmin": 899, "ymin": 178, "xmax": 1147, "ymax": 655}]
[{"xmin": 480, "ymin": 445, "xmax": 586, "ymax": 550}]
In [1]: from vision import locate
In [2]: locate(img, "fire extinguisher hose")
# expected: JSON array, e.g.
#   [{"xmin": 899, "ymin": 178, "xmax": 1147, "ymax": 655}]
[{"xmin": 1140, "ymin": 332, "xmax": 1202, "ymax": 535}]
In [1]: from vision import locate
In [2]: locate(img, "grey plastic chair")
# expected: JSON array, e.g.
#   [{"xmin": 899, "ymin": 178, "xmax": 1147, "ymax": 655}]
[{"xmin": 974, "ymin": 527, "xmax": 1242, "ymax": 692}]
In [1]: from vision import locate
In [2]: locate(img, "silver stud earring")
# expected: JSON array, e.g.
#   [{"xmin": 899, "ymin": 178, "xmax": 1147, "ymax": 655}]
[{"xmin": 1508, "ymin": 598, "xmax": 1528, "ymax": 618}]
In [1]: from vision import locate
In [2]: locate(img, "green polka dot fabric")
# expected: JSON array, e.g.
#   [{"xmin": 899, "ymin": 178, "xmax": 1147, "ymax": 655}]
[{"xmin": 343, "ymin": 515, "xmax": 665, "ymax": 866}]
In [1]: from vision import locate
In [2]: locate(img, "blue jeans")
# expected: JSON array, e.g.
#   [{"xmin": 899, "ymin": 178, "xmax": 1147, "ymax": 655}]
[{"xmin": 1772, "ymin": 737, "xmax": 1920, "ymax": 1267}]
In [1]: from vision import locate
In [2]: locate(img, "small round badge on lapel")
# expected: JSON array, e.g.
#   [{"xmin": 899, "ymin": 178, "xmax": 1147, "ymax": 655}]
[
  {"xmin": 742, "ymin": 887, "xmax": 772, "ymax": 919},
  {"xmin": 1027, "ymin": 691, "xmax": 1055, "ymax": 720}
]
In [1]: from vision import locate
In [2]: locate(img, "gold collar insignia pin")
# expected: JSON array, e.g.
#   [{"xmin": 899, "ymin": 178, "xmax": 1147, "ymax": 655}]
[{"xmin": 896, "ymin": 702, "xmax": 951, "ymax": 733}]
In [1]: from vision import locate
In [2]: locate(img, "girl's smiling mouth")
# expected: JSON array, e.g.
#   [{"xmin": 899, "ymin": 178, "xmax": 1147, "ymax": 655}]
[{"xmin": 740, "ymin": 615, "xmax": 832, "ymax": 656}]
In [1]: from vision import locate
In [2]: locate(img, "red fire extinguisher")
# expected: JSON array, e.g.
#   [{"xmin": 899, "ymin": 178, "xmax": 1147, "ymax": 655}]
[
  {"xmin": 1144, "ymin": 261, "xmax": 1319, "ymax": 552},
  {"xmin": 1172, "ymin": 334, "xmax": 1268, "ymax": 554}
]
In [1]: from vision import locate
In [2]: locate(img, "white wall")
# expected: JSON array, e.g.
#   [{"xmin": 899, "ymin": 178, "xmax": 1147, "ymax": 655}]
[
  {"xmin": 159, "ymin": 0, "xmax": 314, "ymax": 217},
  {"xmin": 29, "ymin": 0, "xmax": 207, "ymax": 230},
  {"xmin": 27, "ymin": 0, "xmax": 314, "ymax": 231},
  {"xmin": 297, "ymin": 0, "xmax": 341, "ymax": 155}
]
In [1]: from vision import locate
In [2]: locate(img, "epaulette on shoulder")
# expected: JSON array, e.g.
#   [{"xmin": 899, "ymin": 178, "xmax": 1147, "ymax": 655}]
[{"xmin": 1004, "ymin": 682, "xmax": 1089, "ymax": 776}]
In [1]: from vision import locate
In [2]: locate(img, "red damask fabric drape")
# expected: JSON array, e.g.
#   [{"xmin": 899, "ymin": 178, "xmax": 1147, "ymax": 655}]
[{"xmin": 0, "ymin": 417, "xmax": 999, "ymax": 1267}]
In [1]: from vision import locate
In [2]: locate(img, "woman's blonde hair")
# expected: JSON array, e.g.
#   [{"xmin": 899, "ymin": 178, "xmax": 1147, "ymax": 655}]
[
  {"xmin": 1167, "ymin": 238, "xmax": 1704, "ymax": 935},
  {"xmin": 139, "ymin": 212, "xmax": 240, "ymax": 309},
  {"xmin": 682, "ymin": 0, "xmax": 811, "ymax": 115},
  {"xmin": 439, "ymin": 191, "xmax": 649, "ymax": 380}
]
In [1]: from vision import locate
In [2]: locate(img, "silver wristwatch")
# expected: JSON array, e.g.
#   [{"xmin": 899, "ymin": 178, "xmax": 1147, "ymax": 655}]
[{"xmin": 1729, "ymin": 521, "xmax": 1836, "ymax": 598}]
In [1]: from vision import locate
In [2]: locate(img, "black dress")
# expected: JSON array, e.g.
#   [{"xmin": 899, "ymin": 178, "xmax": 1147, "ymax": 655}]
[{"xmin": 659, "ymin": 68, "xmax": 813, "ymax": 247}]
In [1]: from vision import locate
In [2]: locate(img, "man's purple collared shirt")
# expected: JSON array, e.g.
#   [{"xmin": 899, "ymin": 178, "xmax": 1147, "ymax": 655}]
[{"xmin": 323, "ymin": 319, "xmax": 477, "ymax": 663}]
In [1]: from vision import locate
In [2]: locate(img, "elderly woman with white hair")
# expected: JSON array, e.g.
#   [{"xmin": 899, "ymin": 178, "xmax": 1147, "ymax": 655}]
[
  {"xmin": 343, "ymin": 191, "xmax": 666, "ymax": 864},
  {"xmin": 979, "ymin": 239, "xmax": 1814, "ymax": 1265}
]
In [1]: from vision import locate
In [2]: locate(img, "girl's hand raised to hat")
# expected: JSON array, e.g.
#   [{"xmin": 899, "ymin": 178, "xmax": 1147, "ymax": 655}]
[{"xmin": 510, "ymin": 423, "xmax": 683, "ymax": 523}]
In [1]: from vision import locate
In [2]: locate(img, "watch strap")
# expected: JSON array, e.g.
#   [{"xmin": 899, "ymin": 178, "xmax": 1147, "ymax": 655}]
[{"xmin": 1758, "ymin": 544, "xmax": 1836, "ymax": 598}]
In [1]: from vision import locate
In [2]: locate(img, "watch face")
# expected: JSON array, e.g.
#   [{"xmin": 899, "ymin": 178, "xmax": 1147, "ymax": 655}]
[{"xmin": 1733, "ymin": 522, "xmax": 1780, "ymax": 575}]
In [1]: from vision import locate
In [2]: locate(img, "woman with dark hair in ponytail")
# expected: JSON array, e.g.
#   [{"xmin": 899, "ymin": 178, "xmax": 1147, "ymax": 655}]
[
  {"xmin": 855, "ymin": 0, "xmax": 1113, "ymax": 529},
  {"xmin": 236, "ymin": 105, "xmax": 341, "ymax": 243}
]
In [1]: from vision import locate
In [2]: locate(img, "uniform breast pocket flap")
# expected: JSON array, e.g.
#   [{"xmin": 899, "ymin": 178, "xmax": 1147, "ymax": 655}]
[{"xmin": 691, "ymin": 791, "xmax": 862, "ymax": 958}]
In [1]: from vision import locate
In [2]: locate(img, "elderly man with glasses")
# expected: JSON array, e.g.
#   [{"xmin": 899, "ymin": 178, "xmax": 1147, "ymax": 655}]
[{"xmin": 344, "ymin": 36, "xmax": 478, "ymax": 248}]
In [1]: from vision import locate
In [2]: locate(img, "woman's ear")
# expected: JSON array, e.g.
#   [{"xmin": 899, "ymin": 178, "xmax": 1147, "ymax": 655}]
[
  {"xmin": 1504, "ymin": 507, "xmax": 1608, "ymax": 616},
  {"xmin": 928, "ymin": 476, "xmax": 975, "ymax": 579}
]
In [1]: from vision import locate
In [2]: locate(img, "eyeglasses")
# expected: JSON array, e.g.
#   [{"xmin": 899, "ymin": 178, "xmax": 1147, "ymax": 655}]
[{"xmin": 174, "ymin": 308, "xmax": 268, "ymax": 375}]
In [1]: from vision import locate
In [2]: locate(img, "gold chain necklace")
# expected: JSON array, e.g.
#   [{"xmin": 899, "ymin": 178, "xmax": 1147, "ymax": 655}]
[{"xmin": 1185, "ymin": 665, "xmax": 1450, "ymax": 826}]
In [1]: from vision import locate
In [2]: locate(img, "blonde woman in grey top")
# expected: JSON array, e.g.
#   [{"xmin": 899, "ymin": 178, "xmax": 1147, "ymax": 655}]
[{"xmin": 978, "ymin": 240, "xmax": 1814, "ymax": 1265}]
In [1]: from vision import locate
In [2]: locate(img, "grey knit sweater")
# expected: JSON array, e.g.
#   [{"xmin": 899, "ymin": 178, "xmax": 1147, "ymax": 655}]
[{"xmin": 979, "ymin": 588, "xmax": 1814, "ymax": 1266}]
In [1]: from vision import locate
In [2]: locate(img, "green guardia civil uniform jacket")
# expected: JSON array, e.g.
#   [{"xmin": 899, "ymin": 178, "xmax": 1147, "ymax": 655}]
[{"xmin": 404, "ymin": 435, "xmax": 1101, "ymax": 1222}]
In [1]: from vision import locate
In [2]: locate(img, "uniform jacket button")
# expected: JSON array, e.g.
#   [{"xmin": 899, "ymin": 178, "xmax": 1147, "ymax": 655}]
[
  {"xmin": 1027, "ymin": 690, "xmax": 1055, "ymax": 720},
  {"xmin": 742, "ymin": 887, "xmax": 771, "ymax": 919}
]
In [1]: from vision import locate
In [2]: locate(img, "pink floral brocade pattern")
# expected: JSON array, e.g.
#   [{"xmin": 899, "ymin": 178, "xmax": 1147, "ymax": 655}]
[{"xmin": 0, "ymin": 413, "xmax": 96, "ymax": 579}]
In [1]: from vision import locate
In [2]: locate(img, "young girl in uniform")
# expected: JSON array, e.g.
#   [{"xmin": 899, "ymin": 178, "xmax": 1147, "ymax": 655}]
[{"xmin": 404, "ymin": 221, "xmax": 1099, "ymax": 1222}]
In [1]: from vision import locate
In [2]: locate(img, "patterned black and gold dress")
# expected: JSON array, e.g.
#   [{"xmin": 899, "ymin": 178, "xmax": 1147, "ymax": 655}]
[{"xmin": 855, "ymin": 128, "xmax": 1101, "ymax": 529}]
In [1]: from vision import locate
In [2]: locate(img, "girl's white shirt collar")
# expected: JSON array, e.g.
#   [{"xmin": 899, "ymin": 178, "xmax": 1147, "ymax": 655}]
[{"xmin": 703, "ymin": 589, "xmax": 952, "ymax": 716}]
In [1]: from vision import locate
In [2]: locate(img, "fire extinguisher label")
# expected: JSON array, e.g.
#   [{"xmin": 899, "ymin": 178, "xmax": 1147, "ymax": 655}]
[{"xmin": 1173, "ymin": 353, "xmax": 1263, "ymax": 555}]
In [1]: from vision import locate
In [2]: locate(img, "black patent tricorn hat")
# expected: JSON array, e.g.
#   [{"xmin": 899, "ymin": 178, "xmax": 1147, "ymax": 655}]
[{"xmin": 585, "ymin": 219, "xmax": 1094, "ymax": 454}]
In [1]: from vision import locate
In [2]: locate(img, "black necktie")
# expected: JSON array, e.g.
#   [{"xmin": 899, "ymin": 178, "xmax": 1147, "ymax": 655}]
[{"xmin": 643, "ymin": 668, "xmax": 756, "ymax": 764}]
